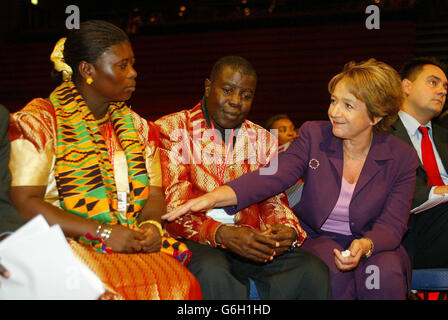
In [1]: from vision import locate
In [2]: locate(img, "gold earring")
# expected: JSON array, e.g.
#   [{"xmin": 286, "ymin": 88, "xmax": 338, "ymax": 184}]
[{"xmin": 86, "ymin": 77, "xmax": 93, "ymax": 85}]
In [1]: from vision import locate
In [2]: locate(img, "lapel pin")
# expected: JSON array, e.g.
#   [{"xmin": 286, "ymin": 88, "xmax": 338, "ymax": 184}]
[{"xmin": 309, "ymin": 158, "xmax": 319, "ymax": 170}]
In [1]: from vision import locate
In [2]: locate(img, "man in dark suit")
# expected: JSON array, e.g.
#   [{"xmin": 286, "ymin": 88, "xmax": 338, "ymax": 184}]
[
  {"xmin": 0, "ymin": 104, "xmax": 24, "ymax": 277},
  {"xmin": 390, "ymin": 57, "xmax": 448, "ymax": 268}
]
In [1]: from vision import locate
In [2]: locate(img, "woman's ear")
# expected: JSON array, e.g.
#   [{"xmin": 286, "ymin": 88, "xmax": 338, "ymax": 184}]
[
  {"xmin": 371, "ymin": 116, "xmax": 383, "ymax": 127},
  {"xmin": 78, "ymin": 61, "xmax": 95, "ymax": 83}
]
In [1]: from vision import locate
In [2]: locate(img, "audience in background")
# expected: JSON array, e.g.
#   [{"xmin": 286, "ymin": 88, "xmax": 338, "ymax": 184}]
[
  {"xmin": 265, "ymin": 114, "xmax": 303, "ymax": 207},
  {"xmin": 265, "ymin": 114, "xmax": 298, "ymax": 152}
]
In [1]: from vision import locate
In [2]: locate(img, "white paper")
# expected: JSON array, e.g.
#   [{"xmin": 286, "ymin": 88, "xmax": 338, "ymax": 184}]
[
  {"xmin": 0, "ymin": 215, "xmax": 49, "ymax": 251},
  {"xmin": 410, "ymin": 194, "xmax": 448, "ymax": 214},
  {"xmin": 0, "ymin": 215, "xmax": 104, "ymax": 300},
  {"xmin": 206, "ymin": 208, "xmax": 235, "ymax": 225}
]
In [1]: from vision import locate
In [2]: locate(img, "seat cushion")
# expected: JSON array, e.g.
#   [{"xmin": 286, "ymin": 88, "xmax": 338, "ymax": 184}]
[{"xmin": 411, "ymin": 269, "xmax": 448, "ymax": 291}]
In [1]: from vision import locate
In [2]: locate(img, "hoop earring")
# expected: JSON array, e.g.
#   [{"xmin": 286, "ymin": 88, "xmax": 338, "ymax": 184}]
[{"xmin": 86, "ymin": 77, "xmax": 93, "ymax": 85}]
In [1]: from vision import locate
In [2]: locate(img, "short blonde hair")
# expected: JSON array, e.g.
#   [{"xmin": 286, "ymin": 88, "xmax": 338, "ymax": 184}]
[{"xmin": 328, "ymin": 58, "xmax": 403, "ymax": 134}]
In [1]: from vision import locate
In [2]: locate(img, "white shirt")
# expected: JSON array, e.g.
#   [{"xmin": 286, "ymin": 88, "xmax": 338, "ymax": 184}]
[{"xmin": 398, "ymin": 110, "xmax": 448, "ymax": 206}]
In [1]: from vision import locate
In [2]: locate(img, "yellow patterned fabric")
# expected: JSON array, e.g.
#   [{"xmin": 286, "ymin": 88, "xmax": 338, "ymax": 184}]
[
  {"xmin": 9, "ymin": 96, "xmax": 201, "ymax": 300},
  {"xmin": 50, "ymin": 81, "xmax": 148, "ymax": 227},
  {"xmin": 156, "ymin": 101, "xmax": 306, "ymax": 246}
]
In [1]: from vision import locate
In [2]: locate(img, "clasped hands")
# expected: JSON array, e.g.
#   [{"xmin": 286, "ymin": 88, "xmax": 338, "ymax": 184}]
[
  {"xmin": 216, "ymin": 224, "xmax": 297, "ymax": 263},
  {"xmin": 107, "ymin": 223, "xmax": 162, "ymax": 254}
]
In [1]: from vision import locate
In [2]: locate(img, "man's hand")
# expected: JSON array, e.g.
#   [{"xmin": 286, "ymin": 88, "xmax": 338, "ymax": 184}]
[
  {"xmin": 215, "ymin": 225, "xmax": 279, "ymax": 263},
  {"xmin": 262, "ymin": 224, "xmax": 297, "ymax": 256},
  {"xmin": 0, "ymin": 262, "xmax": 9, "ymax": 279},
  {"xmin": 434, "ymin": 185, "xmax": 448, "ymax": 195}
]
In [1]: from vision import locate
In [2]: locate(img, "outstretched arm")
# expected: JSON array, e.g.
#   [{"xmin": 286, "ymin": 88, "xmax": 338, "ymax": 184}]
[{"xmin": 162, "ymin": 185, "xmax": 237, "ymax": 221}]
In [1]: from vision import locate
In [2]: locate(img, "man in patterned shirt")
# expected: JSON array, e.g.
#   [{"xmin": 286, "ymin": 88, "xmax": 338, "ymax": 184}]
[{"xmin": 156, "ymin": 56, "xmax": 331, "ymax": 300}]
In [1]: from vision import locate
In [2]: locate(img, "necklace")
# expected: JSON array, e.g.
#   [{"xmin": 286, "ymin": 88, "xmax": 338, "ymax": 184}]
[
  {"xmin": 343, "ymin": 150, "xmax": 368, "ymax": 161},
  {"xmin": 96, "ymin": 113, "xmax": 109, "ymax": 126},
  {"xmin": 343, "ymin": 145, "xmax": 370, "ymax": 161},
  {"xmin": 343, "ymin": 135, "xmax": 373, "ymax": 161}
]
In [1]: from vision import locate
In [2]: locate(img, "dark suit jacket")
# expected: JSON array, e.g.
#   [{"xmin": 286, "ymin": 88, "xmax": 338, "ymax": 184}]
[
  {"xmin": 390, "ymin": 118, "xmax": 448, "ymax": 208},
  {"xmin": 226, "ymin": 121, "xmax": 419, "ymax": 253},
  {"xmin": 0, "ymin": 104, "xmax": 23, "ymax": 234}
]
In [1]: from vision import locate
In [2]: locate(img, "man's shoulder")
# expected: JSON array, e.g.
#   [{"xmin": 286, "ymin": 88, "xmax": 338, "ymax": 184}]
[
  {"xmin": 432, "ymin": 122, "xmax": 448, "ymax": 140},
  {"xmin": 9, "ymin": 98, "xmax": 56, "ymax": 143},
  {"xmin": 155, "ymin": 108, "xmax": 191, "ymax": 132},
  {"xmin": 0, "ymin": 104, "xmax": 8, "ymax": 118},
  {"xmin": 243, "ymin": 119, "xmax": 271, "ymax": 135},
  {"xmin": 155, "ymin": 105, "xmax": 201, "ymax": 126}
]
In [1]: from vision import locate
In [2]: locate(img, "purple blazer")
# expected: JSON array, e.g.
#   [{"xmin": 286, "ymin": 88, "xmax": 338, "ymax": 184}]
[{"xmin": 225, "ymin": 121, "xmax": 419, "ymax": 253}]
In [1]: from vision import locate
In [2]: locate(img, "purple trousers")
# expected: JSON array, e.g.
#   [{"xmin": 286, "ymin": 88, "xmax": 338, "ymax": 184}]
[{"xmin": 301, "ymin": 231, "xmax": 411, "ymax": 300}]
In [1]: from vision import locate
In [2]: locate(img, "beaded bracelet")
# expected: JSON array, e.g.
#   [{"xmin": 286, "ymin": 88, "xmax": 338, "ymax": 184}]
[{"xmin": 79, "ymin": 232, "xmax": 112, "ymax": 254}]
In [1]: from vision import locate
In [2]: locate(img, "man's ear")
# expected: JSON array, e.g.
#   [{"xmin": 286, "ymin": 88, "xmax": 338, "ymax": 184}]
[
  {"xmin": 402, "ymin": 79, "xmax": 412, "ymax": 96},
  {"xmin": 204, "ymin": 78, "xmax": 211, "ymax": 97},
  {"xmin": 78, "ymin": 61, "xmax": 95, "ymax": 82}
]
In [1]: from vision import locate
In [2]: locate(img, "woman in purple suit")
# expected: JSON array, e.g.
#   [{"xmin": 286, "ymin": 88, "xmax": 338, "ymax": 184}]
[{"xmin": 163, "ymin": 59, "xmax": 419, "ymax": 300}]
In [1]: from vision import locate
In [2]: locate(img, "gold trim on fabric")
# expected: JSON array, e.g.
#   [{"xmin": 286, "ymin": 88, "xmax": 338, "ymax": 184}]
[
  {"xmin": 147, "ymin": 147, "xmax": 162, "ymax": 187},
  {"xmin": 9, "ymin": 139, "xmax": 53, "ymax": 186}
]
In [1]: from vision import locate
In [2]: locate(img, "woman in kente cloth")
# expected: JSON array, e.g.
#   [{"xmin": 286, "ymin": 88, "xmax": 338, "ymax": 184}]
[{"xmin": 8, "ymin": 20, "xmax": 201, "ymax": 300}]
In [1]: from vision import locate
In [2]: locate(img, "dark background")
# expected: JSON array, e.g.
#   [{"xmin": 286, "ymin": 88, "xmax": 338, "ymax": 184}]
[{"xmin": 1, "ymin": 0, "xmax": 447, "ymax": 128}]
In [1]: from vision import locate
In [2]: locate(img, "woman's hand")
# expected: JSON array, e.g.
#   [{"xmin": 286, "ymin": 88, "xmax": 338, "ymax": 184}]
[
  {"xmin": 107, "ymin": 224, "xmax": 147, "ymax": 253},
  {"xmin": 333, "ymin": 238, "xmax": 371, "ymax": 271},
  {"xmin": 135, "ymin": 224, "xmax": 162, "ymax": 253},
  {"xmin": 162, "ymin": 186, "xmax": 237, "ymax": 222},
  {"xmin": 162, "ymin": 193, "xmax": 218, "ymax": 221}
]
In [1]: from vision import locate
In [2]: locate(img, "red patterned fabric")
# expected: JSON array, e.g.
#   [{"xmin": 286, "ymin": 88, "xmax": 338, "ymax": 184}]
[{"xmin": 69, "ymin": 240, "xmax": 201, "ymax": 300}]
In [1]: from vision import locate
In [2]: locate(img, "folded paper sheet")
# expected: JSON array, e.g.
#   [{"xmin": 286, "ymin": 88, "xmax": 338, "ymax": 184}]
[
  {"xmin": 0, "ymin": 215, "xmax": 104, "ymax": 300},
  {"xmin": 206, "ymin": 208, "xmax": 235, "ymax": 224}
]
